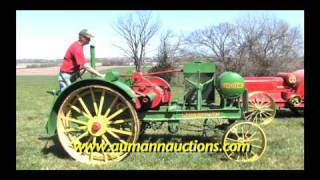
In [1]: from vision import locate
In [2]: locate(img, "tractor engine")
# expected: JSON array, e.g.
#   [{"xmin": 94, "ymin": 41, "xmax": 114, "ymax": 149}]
[{"xmin": 131, "ymin": 72, "xmax": 171, "ymax": 110}]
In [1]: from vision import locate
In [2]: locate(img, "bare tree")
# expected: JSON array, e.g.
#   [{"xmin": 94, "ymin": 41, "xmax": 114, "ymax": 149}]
[
  {"xmin": 185, "ymin": 23, "xmax": 235, "ymax": 70},
  {"xmin": 148, "ymin": 30, "xmax": 182, "ymax": 83},
  {"xmin": 185, "ymin": 15, "xmax": 303, "ymax": 76},
  {"xmin": 114, "ymin": 12, "xmax": 160, "ymax": 72},
  {"xmin": 233, "ymin": 15, "xmax": 303, "ymax": 75},
  {"xmin": 157, "ymin": 30, "xmax": 182, "ymax": 65}
]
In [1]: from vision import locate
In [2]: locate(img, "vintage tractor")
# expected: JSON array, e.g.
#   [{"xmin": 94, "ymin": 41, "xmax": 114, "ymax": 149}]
[
  {"xmin": 45, "ymin": 46, "xmax": 268, "ymax": 164},
  {"xmin": 244, "ymin": 69, "xmax": 304, "ymax": 125}
]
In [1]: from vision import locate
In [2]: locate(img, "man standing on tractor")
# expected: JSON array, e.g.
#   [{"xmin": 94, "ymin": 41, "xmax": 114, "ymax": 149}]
[{"xmin": 58, "ymin": 29, "xmax": 104, "ymax": 91}]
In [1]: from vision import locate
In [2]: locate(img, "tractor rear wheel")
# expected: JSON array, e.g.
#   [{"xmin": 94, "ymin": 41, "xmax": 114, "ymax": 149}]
[
  {"xmin": 56, "ymin": 85, "xmax": 140, "ymax": 163},
  {"xmin": 244, "ymin": 91, "xmax": 276, "ymax": 125}
]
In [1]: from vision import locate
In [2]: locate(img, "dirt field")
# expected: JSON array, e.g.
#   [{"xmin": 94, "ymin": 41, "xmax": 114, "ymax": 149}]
[{"xmin": 16, "ymin": 66, "xmax": 134, "ymax": 76}]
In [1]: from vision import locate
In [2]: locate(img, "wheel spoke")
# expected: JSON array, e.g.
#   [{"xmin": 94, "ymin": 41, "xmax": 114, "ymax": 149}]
[
  {"xmin": 73, "ymin": 131, "xmax": 89, "ymax": 143},
  {"xmin": 247, "ymin": 138, "xmax": 260, "ymax": 142},
  {"xmin": 90, "ymin": 151, "xmax": 94, "ymax": 161},
  {"xmin": 86, "ymin": 136, "xmax": 93, "ymax": 143},
  {"xmin": 61, "ymin": 111, "xmax": 69, "ymax": 127},
  {"xmin": 227, "ymin": 151, "xmax": 235, "ymax": 158},
  {"xmin": 248, "ymin": 131, "xmax": 257, "ymax": 140},
  {"xmin": 245, "ymin": 111, "xmax": 255, "ymax": 120},
  {"xmin": 256, "ymin": 98, "xmax": 262, "ymax": 106},
  {"xmin": 251, "ymin": 144, "xmax": 263, "ymax": 149},
  {"xmin": 230, "ymin": 128, "xmax": 240, "ymax": 139},
  {"xmin": 90, "ymin": 88, "xmax": 99, "ymax": 116},
  {"xmin": 263, "ymin": 113, "xmax": 272, "ymax": 118},
  {"xmin": 253, "ymin": 112, "xmax": 259, "ymax": 123},
  {"xmin": 104, "ymin": 96, "xmax": 119, "ymax": 118},
  {"xmin": 258, "ymin": 112, "xmax": 263, "ymax": 121},
  {"xmin": 241, "ymin": 126, "xmax": 245, "ymax": 137},
  {"xmin": 77, "ymin": 95, "xmax": 93, "ymax": 118},
  {"xmin": 98, "ymin": 90, "xmax": 105, "ymax": 116},
  {"xmin": 106, "ymin": 130, "xmax": 128, "ymax": 145},
  {"xmin": 226, "ymin": 137, "xmax": 239, "ymax": 142},
  {"xmin": 244, "ymin": 125, "xmax": 250, "ymax": 138},
  {"xmin": 62, "ymin": 116, "xmax": 88, "ymax": 126},
  {"xmin": 107, "ymin": 127, "xmax": 133, "ymax": 136},
  {"xmin": 106, "ymin": 107, "xmax": 128, "ymax": 121},
  {"xmin": 261, "ymin": 101, "xmax": 271, "ymax": 107},
  {"xmin": 65, "ymin": 126, "xmax": 87, "ymax": 133},
  {"xmin": 236, "ymin": 154, "xmax": 240, "ymax": 161},
  {"xmin": 67, "ymin": 103, "xmax": 91, "ymax": 119},
  {"xmin": 250, "ymin": 151, "xmax": 258, "ymax": 158},
  {"xmin": 260, "ymin": 107, "xmax": 274, "ymax": 112},
  {"xmin": 257, "ymin": 97, "xmax": 263, "ymax": 106},
  {"xmin": 108, "ymin": 118, "xmax": 132, "ymax": 125},
  {"xmin": 102, "ymin": 134, "xmax": 112, "ymax": 146}
]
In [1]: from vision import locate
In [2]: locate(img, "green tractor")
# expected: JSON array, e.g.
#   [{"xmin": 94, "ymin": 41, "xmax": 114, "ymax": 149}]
[{"xmin": 45, "ymin": 46, "xmax": 270, "ymax": 164}]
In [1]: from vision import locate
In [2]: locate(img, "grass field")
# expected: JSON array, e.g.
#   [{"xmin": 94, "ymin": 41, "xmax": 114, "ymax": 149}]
[{"xmin": 16, "ymin": 70, "xmax": 304, "ymax": 170}]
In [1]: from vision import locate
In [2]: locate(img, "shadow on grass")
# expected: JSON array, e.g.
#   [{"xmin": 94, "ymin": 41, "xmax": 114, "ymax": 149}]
[
  {"xmin": 39, "ymin": 135, "xmax": 70, "ymax": 159},
  {"xmin": 276, "ymin": 109, "xmax": 304, "ymax": 118}
]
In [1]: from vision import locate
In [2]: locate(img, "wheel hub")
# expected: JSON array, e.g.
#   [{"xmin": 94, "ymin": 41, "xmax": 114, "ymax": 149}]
[
  {"xmin": 88, "ymin": 116, "xmax": 108, "ymax": 136},
  {"xmin": 92, "ymin": 122, "xmax": 101, "ymax": 132}
]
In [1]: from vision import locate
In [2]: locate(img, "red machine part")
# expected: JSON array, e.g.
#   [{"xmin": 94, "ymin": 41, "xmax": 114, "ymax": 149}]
[
  {"xmin": 276, "ymin": 72, "xmax": 297, "ymax": 85},
  {"xmin": 292, "ymin": 69, "xmax": 304, "ymax": 86},
  {"xmin": 244, "ymin": 69, "xmax": 304, "ymax": 108},
  {"xmin": 131, "ymin": 72, "xmax": 171, "ymax": 110}
]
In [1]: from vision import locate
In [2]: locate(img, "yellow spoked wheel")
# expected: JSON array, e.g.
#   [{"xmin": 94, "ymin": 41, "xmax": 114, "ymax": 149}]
[
  {"xmin": 222, "ymin": 121, "xmax": 267, "ymax": 162},
  {"xmin": 244, "ymin": 91, "xmax": 276, "ymax": 125},
  {"xmin": 56, "ymin": 85, "xmax": 140, "ymax": 164}
]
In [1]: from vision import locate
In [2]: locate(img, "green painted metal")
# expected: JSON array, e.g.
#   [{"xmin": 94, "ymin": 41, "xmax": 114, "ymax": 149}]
[
  {"xmin": 184, "ymin": 76, "xmax": 215, "ymax": 110},
  {"xmin": 105, "ymin": 71, "xmax": 120, "ymax": 82},
  {"xmin": 183, "ymin": 61, "xmax": 216, "ymax": 73},
  {"xmin": 140, "ymin": 107, "xmax": 243, "ymax": 122},
  {"xmin": 110, "ymin": 80, "xmax": 137, "ymax": 98},
  {"xmin": 90, "ymin": 45, "xmax": 96, "ymax": 69},
  {"xmin": 117, "ymin": 70, "xmax": 135, "ymax": 86},
  {"xmin": 183, "ymin": 61, "xmax": 216, "ymax": 110},
  {"xmin": 168, "ymin": 121, "xmax": 179, "ymax": 133},
  {"xmin": 146, "ymin": 92, "xmax": 156, "ymax": 101},
  {"xmin": 216, "ymin": 72, "xmax": 245, "ymax": 98},
  {"xmin": 45, "ymin": 78, "xmax": 137, "ymax": 136}
]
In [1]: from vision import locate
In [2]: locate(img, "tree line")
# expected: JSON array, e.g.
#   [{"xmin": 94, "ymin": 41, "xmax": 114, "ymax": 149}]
[{"xmin": 114, "ymin": 12, "xmax": 304, "ymax": 76}]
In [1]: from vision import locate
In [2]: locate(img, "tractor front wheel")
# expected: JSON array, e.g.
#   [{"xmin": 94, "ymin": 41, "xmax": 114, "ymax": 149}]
[{"xmin": 222, "ymin": 121, "xmax": 267, "ymax": 162}]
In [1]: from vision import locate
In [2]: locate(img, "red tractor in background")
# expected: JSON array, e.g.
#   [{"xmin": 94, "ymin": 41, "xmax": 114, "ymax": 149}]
[{"xmin": 243, "ymin": 69, "xmax": 304, "ymax": 125}]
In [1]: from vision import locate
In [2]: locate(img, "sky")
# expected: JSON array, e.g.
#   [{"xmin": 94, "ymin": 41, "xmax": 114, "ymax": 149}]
[{"xmin": 16, "ymin": 10, "xmax": 304, "ymax": 60}]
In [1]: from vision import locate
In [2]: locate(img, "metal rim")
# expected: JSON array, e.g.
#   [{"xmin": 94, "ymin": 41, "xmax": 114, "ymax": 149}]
[
  {"xmin": 244, "ymin": 91, "xmax": 276, "ymax": 125},
  {"xmin": 56, "ymin": 85, "xmax": 140, "ymax": 164},
  {"xmin": 222, "ymin": 121, "xmax": 267, "ymax": 162}
]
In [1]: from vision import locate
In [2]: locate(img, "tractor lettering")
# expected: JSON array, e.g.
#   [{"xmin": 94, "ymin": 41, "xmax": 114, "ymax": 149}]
[{"xmin": 222, "ymin": 82, "xmax": 244, "ymax": 89}]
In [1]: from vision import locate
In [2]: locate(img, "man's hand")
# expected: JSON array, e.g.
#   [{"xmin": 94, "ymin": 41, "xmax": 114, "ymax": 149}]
[
  {"xmin": 98, "ymin": 73, "xmax": 105, "ymax": 78},
  {"xmin": 84, "ymin": 63, "xmax": 104, "ymax": 78}
]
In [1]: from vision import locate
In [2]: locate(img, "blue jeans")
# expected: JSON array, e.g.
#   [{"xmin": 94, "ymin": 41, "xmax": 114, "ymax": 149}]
[{"xmin": 58, "ymin": 72, "xmax": 79, "ymax": 91}]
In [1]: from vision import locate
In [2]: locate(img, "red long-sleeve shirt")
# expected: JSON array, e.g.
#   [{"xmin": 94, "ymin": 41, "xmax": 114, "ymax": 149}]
[{"xmin": 60, "ymin": 41, "xmax": 88, "ymax": 73}]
